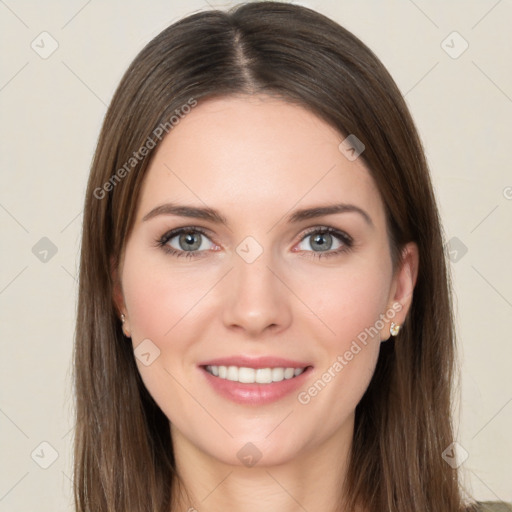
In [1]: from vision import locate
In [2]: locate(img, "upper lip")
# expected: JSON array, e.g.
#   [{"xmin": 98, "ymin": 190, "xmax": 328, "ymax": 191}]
[{"xmin": 198, "ymin": 356, "xmax": 312, "ymax": 369}]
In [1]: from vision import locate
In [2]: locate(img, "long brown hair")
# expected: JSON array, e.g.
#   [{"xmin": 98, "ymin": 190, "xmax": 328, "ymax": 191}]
[{"xmin": 74, "ymin": 2, "xmax": 467, "ymax": 510}]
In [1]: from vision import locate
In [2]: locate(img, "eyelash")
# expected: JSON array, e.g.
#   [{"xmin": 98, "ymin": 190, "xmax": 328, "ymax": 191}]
[
  {"xmin": 298, "ymin": 226, "xmax": 354, "ymax": 259},
  {"xmin": 155, "ymin": 226, "xmax": 212, "ymax": 259},
  {"xmin": 155, "ymin": 226, "xmax": 354, "ymax": 260}
]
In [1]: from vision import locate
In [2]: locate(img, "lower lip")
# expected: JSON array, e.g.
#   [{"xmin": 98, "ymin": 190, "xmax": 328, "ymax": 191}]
[{"xmin": 200, "ymin": 366, "xmax": 313, "ymax": 405}]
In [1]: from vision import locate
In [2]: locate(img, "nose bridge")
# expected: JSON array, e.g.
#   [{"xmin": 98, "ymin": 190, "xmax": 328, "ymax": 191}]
[
  {"xmin": 233, "ymin": 234, "xmax": 275, "ymax": 290},
  {"xmin": 235, "ymin": 252, "xmax": 273, "ymax": 296},
  {"xmin": 221, "ymin": 241, "xmax": 292, "ymax": 335}
]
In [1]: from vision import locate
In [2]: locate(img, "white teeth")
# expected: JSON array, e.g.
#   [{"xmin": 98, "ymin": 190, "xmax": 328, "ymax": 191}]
[
  {"xmin": 226, "ymin": 366, "xmax": 238, "ymax": 381},
  {"xmin": 238, "ymin": 367, "xmax": 255, "ymax": 383},
  {"xmin": 271, "ymin": 367, "xmax": 284, "ymax": 382},
  {"xmin": 283, "ymin": 368, "xmax": 295, "ymax": 379},
  {"xmin": 256, "ymin": 368, "xmax": 272, "ymax": 384},
  {"xmin": 205, "ymin": 365, "xmax": 306, "ymax": 384}
]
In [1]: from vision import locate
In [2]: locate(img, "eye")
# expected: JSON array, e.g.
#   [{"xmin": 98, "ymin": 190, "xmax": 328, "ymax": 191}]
[
  {"xmin": 295, "ymin": 227, "xmax": 353, "ymax": 257},
  {"xmin": 157, "ymin": 227, "xmax": 217, "ymax": 257},
  {"xmin": 169, "ymin": 231, "xmax": 210, "ymax": 252}
]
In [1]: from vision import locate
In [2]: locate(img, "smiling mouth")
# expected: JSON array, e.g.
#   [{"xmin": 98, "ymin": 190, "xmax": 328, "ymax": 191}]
[{"xmin": 204, "ymin": 365, "xmax": 309, "ymax": 384}]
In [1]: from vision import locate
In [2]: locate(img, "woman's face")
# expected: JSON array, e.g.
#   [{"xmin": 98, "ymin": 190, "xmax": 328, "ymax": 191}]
[{"xmin": 116, "ymin": 95, "xmax": 417, "ymax": 467}]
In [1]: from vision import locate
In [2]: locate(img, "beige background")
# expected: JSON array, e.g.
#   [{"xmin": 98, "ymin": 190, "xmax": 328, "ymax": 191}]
[{"xmin": 0, "ymin": 0, "xmax": 511, "ymax": 510}]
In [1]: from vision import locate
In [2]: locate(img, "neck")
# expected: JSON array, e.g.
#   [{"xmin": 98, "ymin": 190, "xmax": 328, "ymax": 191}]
[{"xmin": 170, "ymin": 416, "xmax": 355, "ymax": 512}]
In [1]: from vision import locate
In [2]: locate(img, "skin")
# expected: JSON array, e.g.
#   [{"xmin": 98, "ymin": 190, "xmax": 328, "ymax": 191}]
[{"xmin": 114, "ymin": 95, "xmax": 418, "ymax": 512}]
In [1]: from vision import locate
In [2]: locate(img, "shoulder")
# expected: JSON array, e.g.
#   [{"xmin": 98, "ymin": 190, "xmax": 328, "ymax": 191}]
[{"xmin": 473, "ymin": 502, "xmax": 512, "ymax": 512}]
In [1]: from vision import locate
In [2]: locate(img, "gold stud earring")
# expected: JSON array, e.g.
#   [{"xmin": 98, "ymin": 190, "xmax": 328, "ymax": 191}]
[
  {"xmin": 120, "ymin": 314, "xmax": 131, "ymax": 337},
  {"xmin": 390, "ymin": 322, "xmax": 401, "ymax": 337}
]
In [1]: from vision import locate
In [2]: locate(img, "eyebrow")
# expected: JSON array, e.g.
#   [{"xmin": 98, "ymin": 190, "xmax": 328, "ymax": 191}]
[
  {"xmin": 287, "ymin": 203, "xmax": 373, "ymax": 227},
  {"xmin": 142, "ymin": 202, "xmax": 373, "ymax": 228},
  {"xmin": 142, "ymin": 203, "xmax": 228, "ymax": 224}
]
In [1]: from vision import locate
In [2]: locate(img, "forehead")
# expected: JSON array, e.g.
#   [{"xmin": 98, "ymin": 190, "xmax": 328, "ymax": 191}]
[{"xmin": 136, "ymin": 95, "xmax": 385, "ymax": 227}]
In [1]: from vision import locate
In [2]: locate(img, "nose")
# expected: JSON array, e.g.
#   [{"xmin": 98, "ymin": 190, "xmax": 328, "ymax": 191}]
[{"xmin": 221, "ymin": 251, "xmax": 293, "ymax": 338}]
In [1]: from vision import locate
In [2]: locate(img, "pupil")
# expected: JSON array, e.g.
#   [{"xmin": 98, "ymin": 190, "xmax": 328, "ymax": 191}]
[{"xmin": 311, "ymin": 233, "xmax": 332, "ymax": 251}]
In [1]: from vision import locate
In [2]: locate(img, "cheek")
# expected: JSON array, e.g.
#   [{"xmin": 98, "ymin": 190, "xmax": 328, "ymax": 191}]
[
  {"xmin": 119, "ymin": 247, "xmax": 209, "ymax": 423},
  {"xmin": 119, "ymin": 244, "xmax": 223, "ymax": 413},
  {"xmin": 121, "ymin": 244, "xmax": 216, "ymax": 344},
  {"xmin": 294, "ymin": 259, "xmax": 391, "ymax": 348},
  {"xmin": 122, "ymin": 264, "xmax": 173, "ymax": 343},
  {"xmin": 291, "ymin": 306, "xmax": 383, "ymax": 442},
  {"xmin": 290, "ymin": 259, "xmax": 390, "ymax": 411}
]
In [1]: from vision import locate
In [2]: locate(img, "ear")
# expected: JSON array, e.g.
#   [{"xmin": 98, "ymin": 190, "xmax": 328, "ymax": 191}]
[
  {"xmin": 111, "ymin": 256, "xmax": 130, "ymax": 337},
  {"xmin": 379, "ymin": 242, "xmax": 419, "ymax": 340},
  {"xmin": 111, "ymin": 256, "xmax": 125, "ymax": 315}
]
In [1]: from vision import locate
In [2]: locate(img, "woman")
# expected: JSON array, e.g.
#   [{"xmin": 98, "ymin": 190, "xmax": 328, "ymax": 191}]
[{"xmin": 73, "ymin": 2, "xmax": 510, "ymax": 511}]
